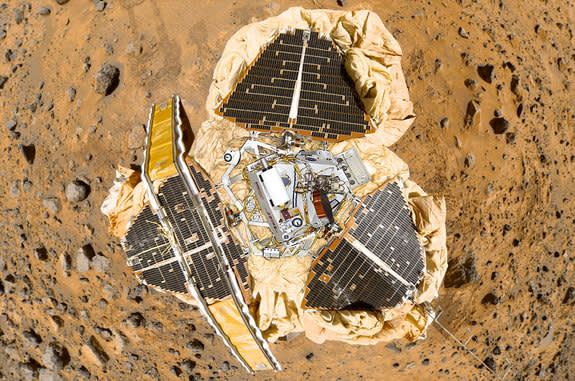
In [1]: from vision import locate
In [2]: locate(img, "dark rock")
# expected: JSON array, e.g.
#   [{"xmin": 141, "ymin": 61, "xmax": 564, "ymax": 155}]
[
  {"xmin": 490, "ymin": 117, "xmax": 509, "ymax": 134},
  {"xmin": 42, "ymin": 342, "xmax": 70, "ymax": 370},
  {"xmin": 221, "ymin": 361, "xmax": 230, "ymax": 372},
  {"xmin": 444, "ymin": 252, "xmax": 479, "ymax": 288},
  {"xmin": 180, "ymin": 359, "xmax": 196, "ymax": 373},
  {"xmin": 42, "ymin": 197, "xmax": 61, "ymax": 214},
  {"xmin": 336, "ymin": 0, "xmax": 346, "ymax": 6},
  {"xmin": 510, "ymin": 75, "xmax": 520, "ymax": 96},
  {"xmin": 85, "ymin": 336, "xmax": 109, "ymax": 366},
  {"xmin": 464, "ymin": 153, "xmax": 475, "ymax": 167},
  {"xmin": 484, "ymin": 356, "xmax": 497, "ymax": 372},
  {"xmin": 0, "ymin": 30, "xmax": 6, "ymax": 40},
  {"xmin": 170, "ymin": 366, "xmax": 182, "ymax": 377},
  {"xmin": 60, "ymin": 253, "xmax": 71, "ymax": 271},
  {"xmin": 94, "ymin": 326, "xmax": 111, "ymax": 340},
  {"xmin": 94, "ymin": 63, "xmax": 120, "ymax": 95},
  {"xmin": 481, "ymin": 292, "xmax": 500, "ymax": 305},
  {"xmin": 65, "ymin": 180, "xmax": 90, "ymax": 202},
  {"xmin": 505, "ymin": 132, "xmax": 516, "ymax": 144},
  {"xmin": 66, "ymin": 87, "xmax": 76, "ymax": 102},
  {"xmin": 405, "ymin": 342, "xmax": 417, "ymax": 349},
  {"xmin": 385, "ymin": 342, "xmax": 402, "ymax": 353},
  {"xmin": 76, "ymin": 246, "xmax": 93, "ymax": 272},
  {"xmin": 14, "ymin": 8, "xmax": 24, "ymax": 24},
  {"xmin": 186, "ymin": 339, "xmax": 204, "ymax": 353},
  {"xmin": 557, "ymin": 56, "xmax": 570, "ymax": 72},
  {"xmin": 51, "ymin": 315, "xmax": 64, "ymax": 328},
  {"xmin": 477, "ymin": 64, "xmax": 494, "ymax": 83},
  {"xmin": 34, "ymin": 247, "xmax": 49, "ymax": 261},
  {"xmin": 434, "ymin": 58, "xmax": 443, "ymax": 72},
  {"xmin": 95, "ymin": 1, "xmax": 106, "ymax": 11},
  {"xmin": 439, "ymin": 117, "xmax": 449, "ymax": 128},
  {"xmin": 460, "ymin": 52, "xmax": 472, "ymax": 66},
  {"xmin": 22, "ymin": 329, "xmax": 43, "ymax": 346},
  {"xmin": 151, "ymin": 320, "xmax": 164, "ymax": 332},
  {"xmin": 19, "ymin": 360, "xmax": 42, "ymax": 379},
  {"xmin": 127, "ymin": 124, "xmax": 146, "ymax": 149},
  {"xmin": 0, "ymin": 76, "xmax": 8, "ymax": 89},
  {"xmin": 5, "ymin": 119, "xmax": 17, "ymax": 130},
  {"xmin": 55, "ymin": 0, "xmax": 70, "ymax": 4},
  {"xmin": 128, "ymin": 284, "xmax": 148, "ymax": 300},
  {"xmin": 145, "ymin": 368, "xmax": 159, "ymax": 378},
  {"xmin": 5, "ymin": 49, "xmax": 16, "ymax": 62},
  {"xmin": 458, "ymin": 27, "xmax": 469, "ymax": 38},
  {"xmin": 126, "ymin": 41, "xmax": 142, "ymax": 56},
  {"xmin": 503, "ymin": 61, "xmax": 516, "ymax": 72},
  {"xmin": 463, "ymin": 100, "xmax": 481, "ymax": 129},
  {"xmin": 10, "ymin": 180, "xmax": 20, "ymax": 197},
  {"xmin": 104, "ymin": 42, "xmax": 114, "ymax": 55},
  {"xmin": 77, "ymin": 367, "xmax": 90, "ymax": 379},
  {"xmin": 305, "ymin": 352, "xmax": 314, "ymax": 361},
  {"xmin": 562, "ymin": 287, "xmax": 575, "ymax": 305},
  {"xmin": 464, "ymin": 78, "xmax": 477, "ymax": 90},
  {"xmin": 422, "ymin": 358, "xmax": 430, "ymax": 366},
  {"xmin": 127, "ymin": 312, "xmax": 145, "ymax": 328},
  {"xmin": 20, "ymin": 144, "xmax": 35, "ymax": 164},
  {"xmin": 37, "ymin": 6, "xmax": 51, "ymax": 15},
  {"xmin": 4, "ymin": 274, "xmax": 17, "ymax": 294}
]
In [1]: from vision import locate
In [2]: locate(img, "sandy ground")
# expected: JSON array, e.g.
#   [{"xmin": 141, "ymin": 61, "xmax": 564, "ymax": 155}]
[{"xmin": 0, "ymin": 0, "xmax": 574, "ymax": 380}]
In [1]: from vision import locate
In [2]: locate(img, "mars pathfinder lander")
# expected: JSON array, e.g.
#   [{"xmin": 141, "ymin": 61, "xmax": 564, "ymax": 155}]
[{"xmin": 121, "ymin": 29, "xmax": 426, "ymax": 372}]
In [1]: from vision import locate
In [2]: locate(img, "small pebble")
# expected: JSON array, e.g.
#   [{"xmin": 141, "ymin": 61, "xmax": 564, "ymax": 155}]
[
  {"xmin": 37, "ymin": 6, "xmax": 51, "ymax": 15},
  {"xmin": 5, "ymin": 119, "xmax": 17, "ymax": 130},
  {"xmin": 95, "ymin": 1, "xmax": 106, "ymax": 12},
  {"xmin": 65, "ymin": 180, "xmax": 90, "ymax": 202}
]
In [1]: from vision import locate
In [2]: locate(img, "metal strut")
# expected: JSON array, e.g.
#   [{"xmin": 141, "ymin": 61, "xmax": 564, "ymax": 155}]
[
  {"xmin": 171, "ymin": 95, "xmax": 281, "ymax": 371},
  {"xmin": 141, "ymin": 99, "xmax": 254, "ymax": 373},
  {"xmin": 424, "ymin": 304, "xmax": 512, "ymax": 380}
]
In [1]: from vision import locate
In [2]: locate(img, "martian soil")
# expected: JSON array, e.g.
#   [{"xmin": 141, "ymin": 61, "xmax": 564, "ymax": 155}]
[{"xmin": 0, "ymin": 0, "xmax": 573, "ymax": 380}]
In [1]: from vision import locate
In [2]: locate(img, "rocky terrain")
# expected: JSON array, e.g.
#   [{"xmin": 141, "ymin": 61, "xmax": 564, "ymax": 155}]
[{"xmin": 0, "ymin": 0, "xmax": 573, "ymax": 380}]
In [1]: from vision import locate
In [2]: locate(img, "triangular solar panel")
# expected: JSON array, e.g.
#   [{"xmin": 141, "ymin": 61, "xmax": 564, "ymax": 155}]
[
  {"xmin": 303, "ymin": 180, "xmax": 425, "ymax": 310},
  {"xmin": 216, "ymin": 29, "xmax": 375, "ymax": 142}
]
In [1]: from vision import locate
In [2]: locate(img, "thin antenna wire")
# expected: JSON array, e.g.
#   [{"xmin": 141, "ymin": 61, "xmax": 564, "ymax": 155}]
[{"xmin": 423, "ymin": 305, "xmax": 512, "ymax": 380}]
